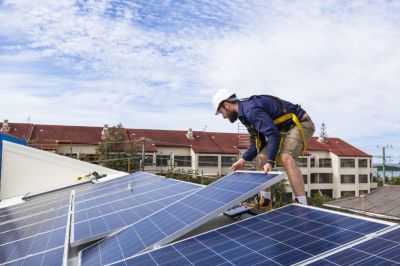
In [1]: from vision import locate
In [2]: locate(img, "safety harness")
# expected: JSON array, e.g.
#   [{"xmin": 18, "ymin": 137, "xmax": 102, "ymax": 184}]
[{"xmin": 250, "ymin": 95, "xmax": 308, "ymax": 164}]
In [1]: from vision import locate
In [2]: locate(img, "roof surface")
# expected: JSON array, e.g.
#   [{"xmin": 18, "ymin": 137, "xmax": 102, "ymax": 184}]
[
  {"xmin": 1, "ymin": 122, "xmax": 370, "ymax": 156},
  {"xmin": 326, "ymin": 185, "xmax": 400, "ymax": 219}
]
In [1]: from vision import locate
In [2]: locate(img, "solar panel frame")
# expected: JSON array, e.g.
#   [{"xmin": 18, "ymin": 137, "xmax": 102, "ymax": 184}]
[
  {"xmin": 79, "ymin": 170, "xmax": 286, "ymax": 265},
  {"xmin": 115, "ymin": 204, "xmax": 395, "ymax": 266}
]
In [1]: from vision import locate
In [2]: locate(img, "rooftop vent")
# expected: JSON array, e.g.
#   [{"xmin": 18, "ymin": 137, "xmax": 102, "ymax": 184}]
[
  {"xmin": 1, "ymin": 119, "xmax": 10, "ymax": 133},
  {"xmin": 101, "ymin": 124, "xmax": 110, "ymax": 140},
  {"xmin": 186, "ymin": 128, "xmax": 194, "ymax": 140}
]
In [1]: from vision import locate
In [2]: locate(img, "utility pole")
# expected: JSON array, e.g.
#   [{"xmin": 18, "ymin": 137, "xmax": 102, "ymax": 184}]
[
  {"xmin": 376, "ymin": 145, "xmax": 393, "ymax": 184},
  {"xmin": 137, "ymin": 137, "xmax": 152, "ymax": 171}
]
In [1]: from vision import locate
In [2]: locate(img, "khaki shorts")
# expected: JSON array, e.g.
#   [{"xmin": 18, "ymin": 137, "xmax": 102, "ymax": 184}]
[{"xmin": 255, "ymin": 113, "xmax": 315, "ymax": 169}]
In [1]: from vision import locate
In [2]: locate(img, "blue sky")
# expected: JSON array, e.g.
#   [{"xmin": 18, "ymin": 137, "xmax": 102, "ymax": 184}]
[{"xmin": 0, "ymin": 0, "xmax": 399, "ymax": 163}]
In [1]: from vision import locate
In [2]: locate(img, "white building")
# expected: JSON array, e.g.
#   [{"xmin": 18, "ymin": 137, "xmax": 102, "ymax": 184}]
[{"xmin": 1, "ymin": 120, "xmax": 377, "ymax": 199}]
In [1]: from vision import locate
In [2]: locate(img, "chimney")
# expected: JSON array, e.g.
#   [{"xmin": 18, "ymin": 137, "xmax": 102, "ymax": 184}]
[
  {"xmin": 317, "ymin": 123, "xmax": 327, "ymax": 143},
  {"xmin": 1, "ymin": 119, "xmax": 10, "ymax": 133},
  {"xmin": 186, "ymin": 128, "xmax": 194, "ymax": 140},
  {"xmin": 101, "ymin": 124, "xmax": 110, "ymax": 140}
]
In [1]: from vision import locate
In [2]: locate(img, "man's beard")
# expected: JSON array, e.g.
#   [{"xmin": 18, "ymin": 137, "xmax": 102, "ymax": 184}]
[{"xmin": 227, "ymin": 110, "xmax": 238, "ymax": 123}]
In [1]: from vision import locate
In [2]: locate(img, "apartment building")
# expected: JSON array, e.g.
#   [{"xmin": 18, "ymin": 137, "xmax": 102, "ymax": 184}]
[
  {"xmin": 294, "ymin": 135, "xmax": 377, "ymax": 199},
  {"xmin": 0, "ymin": 120, "xmax": 377, "ymax": 198}
]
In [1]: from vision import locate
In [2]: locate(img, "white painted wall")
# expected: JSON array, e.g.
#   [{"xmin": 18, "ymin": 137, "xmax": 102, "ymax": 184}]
[{"xmin": 0, "ymin": 141, "xmax": 124, "ymax": 200}]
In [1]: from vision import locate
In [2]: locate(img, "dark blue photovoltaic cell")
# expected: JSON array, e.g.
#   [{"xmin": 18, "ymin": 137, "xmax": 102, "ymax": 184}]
[
  {"xmin": 73, "ymin": 190, "xmax": 196, "ymax": 245},
  {"xmin": 80, "ymin": 172, "xmax": 283, "ymax": 265},
  {"xmin": 0, "ymin": 214, "xmax": 67, "ymax": 245},
  {"xmin": 3, "ymin": 246, "xmax": 64, "ymax": 266},
  {"xmin": 0, "ymin": 227, "xmax": 66, "ymax": 264},
  {"xmin": 310, "ymin": 227, "xmax": 400, "ymax": 265},
  {"xmin": 117, "ymin": 205, "xmax": 391, "ymax": 266}
]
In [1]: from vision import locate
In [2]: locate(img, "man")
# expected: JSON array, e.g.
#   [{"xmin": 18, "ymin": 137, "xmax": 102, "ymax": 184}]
[{"xmin": 212, "ymin": 88, "xmax": 315, "ymax": 206}]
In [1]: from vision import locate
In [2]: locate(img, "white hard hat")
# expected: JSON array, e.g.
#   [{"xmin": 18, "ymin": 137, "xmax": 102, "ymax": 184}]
[{"xmin": 212, "ymin": 88, "xmax": 237, "ymax": 115}]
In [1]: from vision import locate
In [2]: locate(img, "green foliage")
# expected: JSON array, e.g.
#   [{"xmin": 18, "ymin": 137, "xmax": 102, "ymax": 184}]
[
  {"xmin": 271, "ymin": 181, "xmax": 292, "ymax": 207},
  {"xmin": 308, "ymin": 191, "xmax": 331, "ymax": 207},
  {"xmin": 96, "ymin": 123, "xmax": 139, "ymax": 172}
]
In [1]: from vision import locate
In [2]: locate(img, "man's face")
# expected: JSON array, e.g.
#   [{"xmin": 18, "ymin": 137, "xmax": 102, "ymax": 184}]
[{"xmin": 219, "ymin": 102, "xmax": 238, "ymax": 123}]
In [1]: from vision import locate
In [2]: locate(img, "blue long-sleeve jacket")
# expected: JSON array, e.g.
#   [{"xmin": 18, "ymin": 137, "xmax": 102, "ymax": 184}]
[{"xmin": 238, "ymin": 95, "xmax": 305, "ymax": 162}]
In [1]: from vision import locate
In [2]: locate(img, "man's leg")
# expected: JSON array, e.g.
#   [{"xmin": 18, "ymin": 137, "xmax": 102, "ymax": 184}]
[
  {"xmin": 256, "ymin": 148, "xmax": 272, "ymax": 209},
  {"xmin": 278, "ymin": 114, "xmax": 315, "ymax": 205},
  {"xmin": 280, "ymin": 153, "xmax": 307, "ymax": 205}
]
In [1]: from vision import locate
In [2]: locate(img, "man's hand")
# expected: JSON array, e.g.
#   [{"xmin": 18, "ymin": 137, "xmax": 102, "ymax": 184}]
[
  {"xmin": 263, "ymin": 163, "xmax": 273, "ymax": 173},
  {"xmin": 230, "ymin": 158, "xmax": 246, "ymax": 171}
]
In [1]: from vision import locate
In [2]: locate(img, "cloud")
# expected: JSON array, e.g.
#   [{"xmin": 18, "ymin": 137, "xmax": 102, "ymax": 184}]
[{"xmin": 0, "ymin": 0, "xmax": 399, "ymax": 160}]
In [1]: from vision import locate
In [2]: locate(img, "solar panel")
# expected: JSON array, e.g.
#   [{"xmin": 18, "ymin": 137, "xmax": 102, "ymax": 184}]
[
  {"xmin": 0, "ymin": 172, "xmax": 161, "ymax": 225},
  {"xmin": 116, "ymin": 204, "xmax": 393, "ymax": 266},
  {"xmin": 79, "ymin": 171, "xmax": 285, "ymax": 265},
  {"xmin": 0, "ymin": 192, "xmax": 73, "ymax": 265},
  {"xmin": 3, "ymin": 246, "xmax": 65, "ymax": 266},
  {"xmin": 306, "ymin": 226, "xmax": 400, "ymax": 265},
  {"xmin": 71, "ymin": 179, "xmax": 200, "ymax": 246}
]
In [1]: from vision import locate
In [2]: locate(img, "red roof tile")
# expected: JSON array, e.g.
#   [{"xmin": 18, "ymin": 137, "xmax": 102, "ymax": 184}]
[{"xmin": 307, "ymin": 137, "xmax": 371, "ymax": 157}]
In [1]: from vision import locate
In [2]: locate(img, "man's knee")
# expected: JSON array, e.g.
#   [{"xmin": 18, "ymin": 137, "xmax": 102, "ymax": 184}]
[{"xmin": 279, "ymin": 153, "xmax": 295, "ymax": 167}]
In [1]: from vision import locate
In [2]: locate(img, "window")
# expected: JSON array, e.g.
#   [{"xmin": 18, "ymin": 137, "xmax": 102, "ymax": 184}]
[
  {"xmin": 359, "ymin": 175, "xmax": 368, "ymax": 183},
  {"xmin": 311, "ymin": 173, "xmax": 332, "ymax": 184},
  {"xmin": 359, "ymin": 190, "xmax": 369, "ymax": 195},
  {"xmin": 303, "ymin": 175, "xmax": 308, "ymax": 184},
  {"xmin": 297, "ymin": 157, "xmax": 308, "ymax": 167},
  {"xmin": 143, "ymin": 155, "xmax": 154, "ymax": 166},
  {"xmin": 310, "ymin": 157, "xmax": 315, "ymax": 167},
  {"xmin": 156, "ymin": 155, "xmax": 169, "ymax": 167},
  {"xmin": 222, "ymin": 156, "xmax": 237, "ymax": 167},
  {"xmin": 341, "ymin": 158, "xmax": 355, "ymax": 168},
  {"xmin": 311, "ymin": 173, "xmax": 318, "ymax": 184},
  {"xmin": 311, "ymin": 189, "xmax": 333, "ymax": 198},
  {"xmin": 319, "ymin": 173, "xmax": 333, "ymax": 183},
  {"xmin": 341, "ymin": 191, "xmax": 355, "ymax": 198},
  {"xmin": 175, "ymin": 156, "xmax": 191, "ymax": 167},
  {"xmin": 341, "ymin": 175, "xmax": 355, "ymax": 184},
  {"xmin": 198, "ymin": 156, "xmax": 218, "ymax": 167},
  {"xmin": 319, "ymin": 158, "xmax": 332, "ymax": 168},
  {"xmin": 359, "ymin": 159, "xmax": 368, "ymax": 168}
]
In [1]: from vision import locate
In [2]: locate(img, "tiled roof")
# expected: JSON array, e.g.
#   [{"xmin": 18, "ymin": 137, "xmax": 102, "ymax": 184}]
[
  {"xmin": 326, "ymin": 185, "xmax": 400, "ymax": 219},
  {"xmin": 307, "ymin": 137, "xmax": 371, "ymax": 157},
  {"xmin": 1, "ymin": 122, "xmax": 370, "ymax": 157}
]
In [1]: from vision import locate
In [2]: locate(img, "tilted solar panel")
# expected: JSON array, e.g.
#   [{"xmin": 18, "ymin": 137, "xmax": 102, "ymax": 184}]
[
  {"xmin": 72, "ymin": 179, "xmax": 201, "ymax": 246},
  {"xmin": 79, "ymin": 171, "xmax": 286, "ymax": 265}
]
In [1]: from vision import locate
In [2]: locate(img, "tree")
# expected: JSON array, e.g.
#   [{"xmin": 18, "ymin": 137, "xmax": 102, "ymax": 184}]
[
  {"xmin": 271, "ymin": 181, "xmax": 292, "ymax": 207},
  {"xmin": 96, "ymin": 123, "xmax": 139, "ymax": 172}
]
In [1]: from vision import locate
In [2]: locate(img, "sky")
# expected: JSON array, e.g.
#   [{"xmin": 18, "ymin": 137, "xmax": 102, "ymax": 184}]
[{"xmin": 0, "ymin": 0, "xmax": 399, "ymax": 163}]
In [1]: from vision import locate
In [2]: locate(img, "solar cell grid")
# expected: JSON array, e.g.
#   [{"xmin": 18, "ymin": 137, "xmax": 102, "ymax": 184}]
[{"xmin": 114, "ymin": 204, "xmax": 392, "ymax": 266}]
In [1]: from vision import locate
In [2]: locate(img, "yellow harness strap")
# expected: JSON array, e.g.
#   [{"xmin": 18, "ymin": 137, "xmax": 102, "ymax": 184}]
[
  {"xmin": 255, "ymin": 113, "xmax": 307, "ymax": 160},
  {"xmin": 273, "ymin": 113, "xmax": 308, "ymax": 152}
]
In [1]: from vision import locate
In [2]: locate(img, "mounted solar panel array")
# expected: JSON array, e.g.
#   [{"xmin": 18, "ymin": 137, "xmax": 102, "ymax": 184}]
[
  {"xmin": 72, "ymin": 178, "xmax": 201, "ymax": 246},
  {"xmin": 0, "ymin": 172, "xmax": 162, "ymax": 225},
  {"xmin": 111, "ymin": 204, "xmax": 393, "ymax": 266},
  {"xmin": 80, "ymin": 171, "xmax": 286, "ymax": 265},
  {"xmin": 0, "ymin": 172, "xmax": 166, "ymax": 265},
  {"xmin": 306, "ymin": 226, "xmax": 400, "ymax": 265}
]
